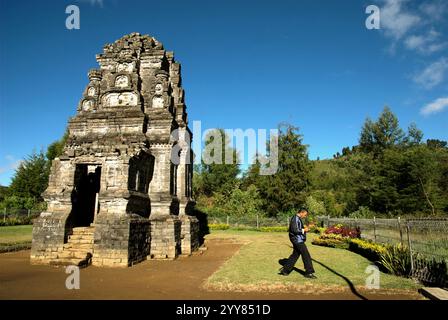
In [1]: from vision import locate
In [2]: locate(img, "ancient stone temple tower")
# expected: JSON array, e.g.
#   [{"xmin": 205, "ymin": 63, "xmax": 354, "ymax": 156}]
[{"xmin": 31, "ymin": 33, "xmax": 199, "ymax": 267}]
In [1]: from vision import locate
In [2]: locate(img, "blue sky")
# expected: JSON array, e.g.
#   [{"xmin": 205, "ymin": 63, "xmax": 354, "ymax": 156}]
[{"xmin": 0, "ymin": 0, "xmax": 447, "ymax": 186}]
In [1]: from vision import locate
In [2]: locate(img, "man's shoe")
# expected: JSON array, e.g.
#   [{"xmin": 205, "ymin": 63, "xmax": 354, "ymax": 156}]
[
  {"xmin": 304, "ymin": 273, "xmax": 317, "ymax": 279},
  {"xmin": 278, "ymin": 268, "xmax": 290, "ymax": 276}
]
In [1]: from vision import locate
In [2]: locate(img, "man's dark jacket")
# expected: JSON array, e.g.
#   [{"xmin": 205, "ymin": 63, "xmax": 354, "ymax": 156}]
[{"xmin": 288, "ymin": 215, "xmax": 306, "ymax": 244}]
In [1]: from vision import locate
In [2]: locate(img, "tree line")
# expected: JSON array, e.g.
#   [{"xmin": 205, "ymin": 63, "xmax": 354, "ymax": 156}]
[
  {"xmin": 2, "ymin": 107, "xmax": 447, "ymax": 218},
  {"xmin": 194, "ymin": 107, "xmax": 448, "ymax": 218}
]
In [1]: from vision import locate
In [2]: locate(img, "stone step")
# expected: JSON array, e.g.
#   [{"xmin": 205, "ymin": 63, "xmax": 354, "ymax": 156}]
[
  {"xmin": 62, "ymin": 247, "xmax": 93, "ymax": 254},
  {"xmin": 68, "ymin": 234, "xmax": 94, "ymax": 241},
  {"xmin": 63, "ymin": 243, "xmax": 94, "ymax": 250},
  {"xmin": 67, "ymin": 238, "xmax": 94, "ymax": 244},
  {"xmin": 71, "ymin": 231, "xmax": 94, "ymax": 237},
  {"xmin": 72, "ymin": 227, "xmax": 95, "ymax": 235},
  {"xmin": 58, "ymin": 251, "xmax": 93, "ymax": 259}
]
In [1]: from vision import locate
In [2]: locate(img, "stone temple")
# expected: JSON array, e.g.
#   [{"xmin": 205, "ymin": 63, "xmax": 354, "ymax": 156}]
[{"xmin": 31, "ymin": 33, "xmax": 199, "ymax": 267}]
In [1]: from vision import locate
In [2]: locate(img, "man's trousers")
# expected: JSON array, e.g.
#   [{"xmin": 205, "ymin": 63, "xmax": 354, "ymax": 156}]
[{"xmin": 282, "ymin": 241, "xmax": 315, "ymax": 274}]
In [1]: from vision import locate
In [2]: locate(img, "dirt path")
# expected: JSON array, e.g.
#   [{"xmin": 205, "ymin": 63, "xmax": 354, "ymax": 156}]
[{"xmin": 0, "ymin": 239, "xmax": 421, "ymax": 300}]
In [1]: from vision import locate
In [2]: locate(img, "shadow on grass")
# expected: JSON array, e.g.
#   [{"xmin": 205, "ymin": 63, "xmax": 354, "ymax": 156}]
[{"xmin": 278, "ymin": 257, "xmax": 368, "ymax": 300}]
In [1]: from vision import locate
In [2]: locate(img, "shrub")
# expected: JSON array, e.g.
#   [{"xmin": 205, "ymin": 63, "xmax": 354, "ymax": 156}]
[
  {"xmin": 311, "ymin": 234, "xmax": 350, "ymax": 249},
  {"xmin": 348, "ymin": 238, "xmax": 388, "ymax": 262},
  {"xmin": 379, "ymin": 244, "xmax": 413, "ymax": 276},
  {"xmin": 310, "ymin": 226, "xmax": 326, "ymax": 235},
  {"xmin": 413, "ymin": 256, "xmax": 448, "ymax": 287},
  {"xmin": 325, "ymin": 224, "xmax": 360, "ymax": 238},
  {"xmin": 258, "ymin": 226, "xmax": 288, "ymax": 232},
  {"xmin": 208, "ymin": 223, "xmax": 230, "ymax": 230},
  {"xmin": 348, "ymin": 206, "xmax": 375, "ymax": 219},
  {"xmin": 0, "ymin": 216, "xmax": 34, "ymax": 227}
]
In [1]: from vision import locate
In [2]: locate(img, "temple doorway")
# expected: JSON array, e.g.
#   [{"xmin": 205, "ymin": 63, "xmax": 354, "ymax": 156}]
[{"xmin": 72, "ymin": 164, "xmax": 101, "ymax": 227}]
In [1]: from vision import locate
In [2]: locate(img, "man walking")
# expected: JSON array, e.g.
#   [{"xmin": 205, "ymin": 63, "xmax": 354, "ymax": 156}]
[{"xmin": 280, "ymin": 208, "xmax": 317, "ymax": 278}]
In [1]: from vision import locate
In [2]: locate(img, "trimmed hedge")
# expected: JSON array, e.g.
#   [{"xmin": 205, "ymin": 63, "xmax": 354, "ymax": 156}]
[
  {"xmin": 348, "ymin": 238, "xmax": 388, "ymax": 262},
  {"xmin": 311, "ymin": 234, "xmax": 350, "ymax": 249},
  {"xmin": 258, "ymin": 226, "xmax": 288, "ymax": 232},
  {"xmin": 0, "ymin": 242, "xmax": 32, "ymax": 253},
  {"xmin": 208, "ymin": 223, "xmax": 230, "ymax": 230}
]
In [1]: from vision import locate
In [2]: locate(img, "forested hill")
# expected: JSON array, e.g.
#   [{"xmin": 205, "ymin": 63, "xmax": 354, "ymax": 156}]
[
  {"xmin": 310, "ymin": 142, "xmax": 448, "ymax": 217},
  {"xmin": 309, "ymin": 107, "xmax": 448, "ymax": 218}
]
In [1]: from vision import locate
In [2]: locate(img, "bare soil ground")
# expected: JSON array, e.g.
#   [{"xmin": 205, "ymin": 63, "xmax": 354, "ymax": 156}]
[{"xmin": 0, "ymin": 239, "xmax": 422, "ymax": 300}]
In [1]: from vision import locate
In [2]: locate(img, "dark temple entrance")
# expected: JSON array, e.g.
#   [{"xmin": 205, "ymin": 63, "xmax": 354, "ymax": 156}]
[{"xmin": 72, "ymin": 164, "xmax": 101, "ymax": 227}]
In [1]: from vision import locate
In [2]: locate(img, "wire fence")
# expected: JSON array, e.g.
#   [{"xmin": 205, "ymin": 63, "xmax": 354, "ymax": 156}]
[
  {"xmin": 317, "ymin": 216, "xmax": 448, "ymax": 287},
  {"xmin": 1, "ymin": 208, "xmax": 41, "ymax": 223},
  {"xmin": 208, "ymin": 214, "xmax": 289, "ymax": 229}
]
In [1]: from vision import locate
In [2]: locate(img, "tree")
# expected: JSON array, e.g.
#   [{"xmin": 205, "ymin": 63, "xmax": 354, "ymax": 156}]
[
  {"xmin": 198, "ymin": 129, "xmax": 240, "ymax": 196},
  {"xmin": 255, "ymin": 123, "xmax": 312, "ymax": 216},
  {"xmin": 427, "ymin": 139, "xmax": 447, "ymax": 149},
  {"xmin": 359, "ymin": 107, "xmax": 404, "ymax": 153},
  {"xmin": 406, "ymin": 122, "xmax": 423, "ymax": 145},
  {"xmin": 373, "ymin": 106, "xmax": 405, "ymax": 149},
  {"xmin": 305, "ymin": 195, "xmax": 326, "ymax": 219},
  {"xmin": 46, "ymin": 131, "xmax": 68, "ymax": 162},
  {"xmin": 215, "ymin": 184, "xmax": 263, "ymax": 217},
  {"xmin": 9, "ymin": 151, "xmax": 48, "ymax": 201},
  {"xmin": 3, "ymin": 133, "xmax": 68, "ymax": 209},
  {"xmin": 359, "ymin": 118, "xmax": 376, "ymax": 153}
]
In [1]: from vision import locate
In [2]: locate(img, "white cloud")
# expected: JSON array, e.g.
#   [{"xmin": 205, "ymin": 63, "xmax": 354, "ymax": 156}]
[
  {"xmin": 381, "ymin": 0, "xmax": 421, "ymax": 40},
  {"xmin": 404, "ymin": 29, "xmax": 447, "ymax": 54},
  {"xmin": 420, "ymin": 97, "xmax": 448, "ymax": 115},
  {"xmin": 420, "ymin": 1, "xmax": 447, "ymax": 21},
  {"xmin": 76, "ymin": 0, "xmax": 104, "ymax": 7},
  {"xmin": 413, "ymin": 57, "xmax": 448, "ymax": 89},
  {"xmin": 378, "ymin": 0, "xmax": 448, "ymax": 56}
]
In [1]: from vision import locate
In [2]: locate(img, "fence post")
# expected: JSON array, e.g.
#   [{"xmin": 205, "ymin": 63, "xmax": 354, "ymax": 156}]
[
  {"xmin": 28, "ymin": 209, "xmax": 30, "ymax": 218},
  {"xmin": 327, "ymin": 215, "xmax": 330, "ymax": 227},
  {"xmin": 373, "ymin": 216, "xmax": 377, "ymax": 242},
  {"xmin": 397, "ymin": 216, "xmax": 403, "ymax": 246},
  {"xmin": 406, "ymin": 222, "xmax": 414, "ymax": 275},
  {"xmin": 256, "ymin": 214, "xmax": 259, "ymax": 229},
  {"xmin": 3, "ymin": 208, "xmax": 5, "ymax": 223},
  {"xmin": 226, "ymin": 215, "xmax": 229, "ymax": 226}
]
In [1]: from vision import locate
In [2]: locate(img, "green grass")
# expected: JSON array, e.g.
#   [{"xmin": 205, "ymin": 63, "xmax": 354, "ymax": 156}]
[
  {"xmin": 205, "ymin": 230, "xmax": 421, "ymax": 293},
  {"xmin": 0, "ymin": 225, "xmax": 33, "ymax": 252}
]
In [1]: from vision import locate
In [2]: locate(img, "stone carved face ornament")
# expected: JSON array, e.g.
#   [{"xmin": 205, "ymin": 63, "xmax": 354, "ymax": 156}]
[
  {"xmin": 155, "ymin": 83, "xmax": 163, "ymax": 95},
  {"xmin": 82, "ymin": 99, "xmax": 93, "ymax": 111},
  {"xmin": 103, "ymin": 92, "xmax": 138, "ymax": 107},
  {"xmin": 117, "ymin": 62, "xmax": 133, "ymax": 73},
  {"xmin": 87, "ymin": 87, "xmax": 96, "ymax": 96},
  {"xmin": 152, "ymin": 83, "xmax": 165, "ymax": 108},
  {"xmin": 115, "ymin": 75, "xmax": 129, "ymax": 88}
]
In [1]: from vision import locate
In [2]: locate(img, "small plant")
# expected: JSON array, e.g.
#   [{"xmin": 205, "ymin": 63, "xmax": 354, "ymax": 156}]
[{"xmin": 379, "ymin": 244, "xmax": 413, "ymax": 276}]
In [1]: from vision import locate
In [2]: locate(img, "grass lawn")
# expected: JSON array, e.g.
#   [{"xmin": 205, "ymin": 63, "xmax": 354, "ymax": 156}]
[
  {"xmin": 204, "ymin": 230, "xmax": 421, "ymax": 294},
  {"xmin": 0, "ymin": 225, "xmax": 33, "ymax": 252}
]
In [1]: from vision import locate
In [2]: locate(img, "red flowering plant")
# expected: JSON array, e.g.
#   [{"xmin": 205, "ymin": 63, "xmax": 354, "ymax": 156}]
[{"xmin": 324, "ymin": 224, "xmax": 361, "ymax": 239}]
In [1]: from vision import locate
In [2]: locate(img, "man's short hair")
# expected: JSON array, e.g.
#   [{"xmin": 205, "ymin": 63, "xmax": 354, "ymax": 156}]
[{"xmin": 298, "ymin": 208, "xmax": 308, "ymax": 213}]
